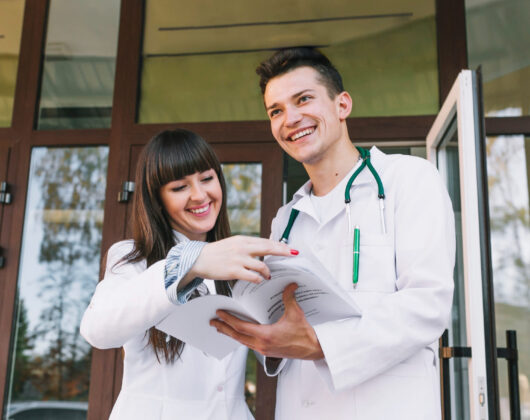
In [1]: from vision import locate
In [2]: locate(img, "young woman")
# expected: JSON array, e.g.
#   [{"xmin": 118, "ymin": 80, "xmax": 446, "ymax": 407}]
[{"xmin": 80, "ymin": 129, "xmax": 294, "ymax": 420}]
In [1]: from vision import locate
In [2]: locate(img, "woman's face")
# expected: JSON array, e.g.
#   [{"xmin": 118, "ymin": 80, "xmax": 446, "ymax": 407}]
[{"xmin": 159, "ymin": 169, "xmax": 223, "ymax": 241}]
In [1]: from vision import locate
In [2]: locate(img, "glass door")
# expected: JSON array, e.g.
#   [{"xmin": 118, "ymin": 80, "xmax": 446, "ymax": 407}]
[
  {"xmin": 426, "ymin": 70, "xmax": 498, "ymax": 420},
  {"xmin": 485, "ymin": 133, "xmax": 530, "ymax": 420},
  {"xmin": 3, "ymin": 146, "xmax": 109, "ymax": 420}
]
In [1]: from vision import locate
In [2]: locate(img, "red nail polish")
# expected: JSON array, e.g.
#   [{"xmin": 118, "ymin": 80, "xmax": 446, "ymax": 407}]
[{"xmin": 290, "ymin": 249, "xmax": 299, "ymax": 255}]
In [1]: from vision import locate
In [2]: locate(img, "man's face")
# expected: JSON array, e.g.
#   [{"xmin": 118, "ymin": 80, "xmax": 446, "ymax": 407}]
[{"xmin": 264, "ymin": 66, "xmax": 351, "ymax": 165}]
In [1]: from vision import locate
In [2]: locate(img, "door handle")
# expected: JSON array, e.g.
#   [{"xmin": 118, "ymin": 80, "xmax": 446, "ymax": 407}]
[
  {"xmin": 498, "ymin": 330, "xmax": 520, "ymax": 420},
  {"xmin": 440, "ymin": 330, "xmax": 521, "ymax": 420}
]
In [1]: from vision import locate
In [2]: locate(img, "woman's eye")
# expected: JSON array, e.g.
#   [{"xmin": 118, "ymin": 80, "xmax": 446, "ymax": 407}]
[
  {"xmin": 201, "ymin": 176, "xmax": 214, "ymax": 183},
  {"xmin": 171, "ymin": 185, "xmax": 186, "ymax": 192}
]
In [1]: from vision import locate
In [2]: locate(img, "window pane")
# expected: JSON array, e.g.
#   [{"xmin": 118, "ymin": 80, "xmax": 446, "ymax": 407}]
[
  {"xmin": 36, "ymin": 0, "xmax": 121, "ymax": 130},
  {"xmin": 138, "ymin": 0, "xmax": 438, "ymax": 124},
  {"xmin": 0, "ymin": 0, "xmax": 24, "ymax": 127},
  {"xmin": 221, "ymin": 162, "xmax": 262, "ymax": 413},
  {"xmin": 466, "ymin": 0, "xmax": 530, "ymax": 117},
  {"xmin": 223, "ymin": 163, "xmax": 262, "ymax": 237},
  {"xmin": 485, "ymin": 135, "xmax": 530, "ymax": 419},
  {"xmin": 440, "ymin": 140, "xmax": 470, "ymax": 420},
  {"xmin": 3, "ymin": 147, "xmax": 109, "ymax": 419}
]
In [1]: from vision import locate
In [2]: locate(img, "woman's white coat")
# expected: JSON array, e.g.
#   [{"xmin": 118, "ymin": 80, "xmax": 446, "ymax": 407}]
[{"xmin": 80, "ymin": 237, "xmax": 252, "ymax": 420}]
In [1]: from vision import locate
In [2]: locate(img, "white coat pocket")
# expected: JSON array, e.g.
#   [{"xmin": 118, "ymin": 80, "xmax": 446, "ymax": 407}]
[{"xmin": 342, "ymin": 233, "xmax": 395, "ymax": 292}]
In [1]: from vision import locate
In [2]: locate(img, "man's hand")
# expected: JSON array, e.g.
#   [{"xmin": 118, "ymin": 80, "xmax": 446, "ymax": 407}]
[{"xmin": 210, "ymin": 283, "xmax": 325, "ymax": 360}]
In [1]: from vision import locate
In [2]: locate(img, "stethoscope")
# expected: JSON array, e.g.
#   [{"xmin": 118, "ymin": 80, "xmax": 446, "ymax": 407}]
[{"xmin": 280, "ymin": 146, "xmax": 386, "ymax": 244}]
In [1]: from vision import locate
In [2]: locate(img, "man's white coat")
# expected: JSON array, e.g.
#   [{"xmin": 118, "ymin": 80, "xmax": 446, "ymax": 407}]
[{"xmin": 269, "ymin": 147, "xmax": 455, "ymax": 420}]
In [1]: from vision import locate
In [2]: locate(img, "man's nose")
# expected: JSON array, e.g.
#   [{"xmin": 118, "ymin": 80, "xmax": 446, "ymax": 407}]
[{"xmin": 284, "ymin": 105, "xmax": 302, "ymax": 126}]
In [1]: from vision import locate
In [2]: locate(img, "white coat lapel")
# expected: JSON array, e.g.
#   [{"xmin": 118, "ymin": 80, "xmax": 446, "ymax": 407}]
[{"xmin": 291, "ymin": 181, "xmax": 319, "ymax": 222}]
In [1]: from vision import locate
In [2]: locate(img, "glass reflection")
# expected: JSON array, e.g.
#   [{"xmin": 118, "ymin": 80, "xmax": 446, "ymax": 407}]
[
  {"xmin": 221, "ymin": 162, "xmax": 262, "ymax": 413},
  {"xmin": 3, "ymin": 147, "xmax": 109, "ymax": 419},
  {"xmin": 222, "ymin": 163, "xmax": 262, "ymax": 236},
  {"xmin": 466, "ymin": 0, "xmax": 530, "ymax": 117},
  {"xmin": 486, "ymin": 135, "xmax": 530, "ymax": 419},
  {"xmin": 138, "ymin": 0, "xmax": 438, "ymax": 123},
  {"xmin": 0, "ymin": 0, "xmax": 24, "ymax": 127},
  {"xmin": 36, "ymin": 0, "xmax": 121, "ymax": 129}
]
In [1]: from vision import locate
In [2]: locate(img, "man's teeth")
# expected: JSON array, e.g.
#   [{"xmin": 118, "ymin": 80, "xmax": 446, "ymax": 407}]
[
  {"xmin": 291, "ymin": 128, "xmax": 314, "ymax": 141},
  {"xmin": 189, "ymin": 205, "xmax": 209, "ymax": 214}
]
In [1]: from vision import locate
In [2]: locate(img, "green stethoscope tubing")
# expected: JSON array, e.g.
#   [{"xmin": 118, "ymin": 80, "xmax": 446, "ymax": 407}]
[
  {"xmin": 279, "ymin": 146, "xmax": 386, "ymax": 244},
  {"xmin": 345, "ymin": 147, "xmax": 385, "ymax": 202}
]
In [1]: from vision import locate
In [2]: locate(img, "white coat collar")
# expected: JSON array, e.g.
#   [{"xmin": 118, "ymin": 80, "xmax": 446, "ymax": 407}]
[
  {"xmin": 172, "ymin": 230, "xmax": 191, "ymax": 244},
  {"xmin": 291, "ymin": 146, "xmax": 385, "ymax": 226}
]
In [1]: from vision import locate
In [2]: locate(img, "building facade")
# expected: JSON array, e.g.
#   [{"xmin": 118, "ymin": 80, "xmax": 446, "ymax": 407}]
[{"xmin": 0, "ymin": 0, "xmax": 528, "ymax": 419}]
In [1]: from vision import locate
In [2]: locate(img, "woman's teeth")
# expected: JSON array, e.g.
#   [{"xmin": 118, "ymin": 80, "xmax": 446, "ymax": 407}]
[
  {"xmin": 291, "ymin": 128, "xmax": 314, "ymax": 141},
  {"xmin": 189, "ymin": 205, "xmax": 209, "ymax": 214}
]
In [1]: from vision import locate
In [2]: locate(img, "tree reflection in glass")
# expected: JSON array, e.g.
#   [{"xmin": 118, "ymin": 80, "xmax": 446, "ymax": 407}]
[
  {"xmin": 486, "ymin": 134, "xmax": 530, "ymax": 419},
  {"xmin": 5, "ymin": 147, "xmax": 108, "ymax": 416},
  {"xmin": 222, "ymin": 163, "xmax": 262, "ymax": 413},
  {"xmin": 222, "ymin": 163, "xmax": 261, "ymax": 237}
]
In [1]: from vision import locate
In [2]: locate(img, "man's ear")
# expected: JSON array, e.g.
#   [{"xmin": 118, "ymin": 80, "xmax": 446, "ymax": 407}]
[{"xmin": 336, "ymin": 91, "xmax": 353, "ymax": 121}]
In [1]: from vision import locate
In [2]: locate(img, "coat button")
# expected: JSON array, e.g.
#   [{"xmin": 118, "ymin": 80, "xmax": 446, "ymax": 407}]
[
  {"xmin": 217, "ymin": 385, "xmax": 223, "ymax": 392},
  {"xmin": 301, "ymin": 400, "xmax": 315, "ymax": 407}
]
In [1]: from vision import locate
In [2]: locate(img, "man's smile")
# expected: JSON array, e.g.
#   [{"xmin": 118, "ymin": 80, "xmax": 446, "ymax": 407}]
[{"xmin": 287, "ymin": 126, "xmax": 316, "ymax": 142}]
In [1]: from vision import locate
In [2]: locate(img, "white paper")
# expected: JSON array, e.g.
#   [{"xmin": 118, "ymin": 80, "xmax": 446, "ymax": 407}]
[{"xmin": 156, "ymin": 256, "xmax": 361, "ymax": 359}]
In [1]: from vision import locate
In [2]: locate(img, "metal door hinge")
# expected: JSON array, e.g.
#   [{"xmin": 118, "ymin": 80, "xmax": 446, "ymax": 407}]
[
  {"xmin": 0, "ymin": 247, "xmax": 5, "ymax": 268},
  {"xmin": 0, "ymin": 182, "xmax": 11, "ymax": 204},
  {"xmin": 117, "ymin": 181, "xmax": 135, "ymax": 203}
]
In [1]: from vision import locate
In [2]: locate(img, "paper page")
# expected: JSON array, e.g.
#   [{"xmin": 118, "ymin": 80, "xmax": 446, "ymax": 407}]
[
  {"xmin": 156, "ymin": 294, "xmax": 253, "ymax": 360},
  {"xmin": 232, "ymin": 256, "xmax": 361, "ymax": 325},
  {"xmin": 156, "ymin": 256, "xmax": 361, "ymax": 360}
]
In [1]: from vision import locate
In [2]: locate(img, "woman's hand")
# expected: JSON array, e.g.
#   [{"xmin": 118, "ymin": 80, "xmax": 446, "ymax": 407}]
[{"xmin": 188, "ymin": 235, "xmax": 297, "ymax": 283}]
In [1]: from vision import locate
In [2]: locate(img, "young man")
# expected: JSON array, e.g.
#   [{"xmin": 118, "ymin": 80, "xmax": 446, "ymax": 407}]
[{"xmin": 211, "ymin": 48, "xmax": 455, "ymax": 419}]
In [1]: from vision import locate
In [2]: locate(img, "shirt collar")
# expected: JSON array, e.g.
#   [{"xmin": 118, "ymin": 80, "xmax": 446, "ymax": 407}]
[
  {"xmin": 173, "ymin": 230, "xmax": 191, "ymax": 244},
  {"xmin": 290, "ymin": 146, "xmax": 385, "ymax": 225}
]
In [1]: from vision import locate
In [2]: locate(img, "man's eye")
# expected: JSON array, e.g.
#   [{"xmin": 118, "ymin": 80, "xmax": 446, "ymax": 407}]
[
  {"xmin": 299, "ymin": 95, "xmax": 311, "ymax": 103},
  {"xmin": 269, "ymin": 109, "xmax": 280, "ymax": 118}
]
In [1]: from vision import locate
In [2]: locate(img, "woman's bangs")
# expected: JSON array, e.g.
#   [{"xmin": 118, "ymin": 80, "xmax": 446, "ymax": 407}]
[{"xmin": 155, "ymin": 141, "xmax": 216, "ymax": 187}]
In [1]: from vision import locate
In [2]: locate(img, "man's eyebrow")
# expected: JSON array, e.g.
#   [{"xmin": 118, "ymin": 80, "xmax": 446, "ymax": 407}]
[
  {"xmin": 265, "ymin": 89, "xmax": 315, "ymax": 111},
  {"xmin": 265, "ymin": 102, "xmax": 279, "ymax": 112}
]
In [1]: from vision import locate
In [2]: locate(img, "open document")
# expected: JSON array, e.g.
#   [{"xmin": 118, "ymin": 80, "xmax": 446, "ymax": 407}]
[{"xmin": 156, "ymin": 256, "xmax": 361, "ymax": 359}]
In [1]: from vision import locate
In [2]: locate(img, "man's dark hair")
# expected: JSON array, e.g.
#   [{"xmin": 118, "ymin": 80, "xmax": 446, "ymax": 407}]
[{"xmin": 256, "ymin": 47, "xmax": 344, "ymax": 98}]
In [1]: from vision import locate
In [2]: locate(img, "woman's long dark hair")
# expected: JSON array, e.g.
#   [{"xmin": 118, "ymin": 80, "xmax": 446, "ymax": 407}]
[{"xmin": 122, "ymin": 129, "xmax": 231, "ymax": 362}]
